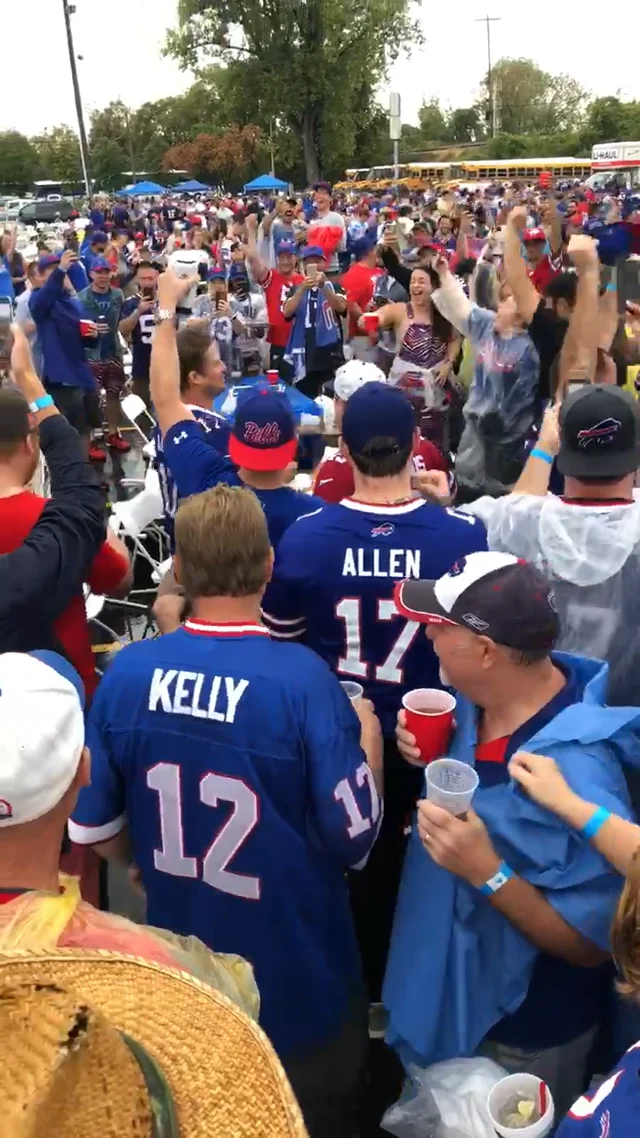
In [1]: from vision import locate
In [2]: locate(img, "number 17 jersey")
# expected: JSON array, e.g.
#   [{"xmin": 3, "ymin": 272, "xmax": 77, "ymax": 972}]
[{"xmin": 263, "ymin": 497, "xmax": 487, "ymax": 736}]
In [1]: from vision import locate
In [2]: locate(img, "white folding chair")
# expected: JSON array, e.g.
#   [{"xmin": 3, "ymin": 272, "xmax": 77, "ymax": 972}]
[
  {"xmin": 121, "ymin": 393, "xmax": 156, "ymax": 443},
  {"xmin": 109, "ymin": 466, "xmax": 167, "ymax": 578}
]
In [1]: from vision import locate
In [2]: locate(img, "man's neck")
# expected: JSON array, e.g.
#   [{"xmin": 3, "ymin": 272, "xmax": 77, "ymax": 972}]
[
  {"xmin": 239, "ymin": 468, "xmax": 286, "ymax": 490},
  {"xmin": 478, "ymin": 659, "xmax": 566, "ymax": 742},
  {"xmin": 0, "ymin": 831, "xmax": 63, "ymax": 894},
  {"xmin": 190, "ymin": 595, "xmax": 264, "ymax": 625},
  {"xmin": 351, "ymin": 469, "xmax": 414, "ymax": 505},
  {"xmin": 563, "ymin": 476, "xmax": 634, "ymax": 502},
  {"xmin": 92, "ymin": 285, "xmax": 110, "ymax": 295},
  {"xmin": 0, "ymin": 464, "xmax": 27, "ymax": 498},
  {"xmin": 183, "ymin": 388, "xmax": 210, "ymax": 411},
  {"xmin": 316, "ymin": 204, "xmax": 330, "ymax": 219}
]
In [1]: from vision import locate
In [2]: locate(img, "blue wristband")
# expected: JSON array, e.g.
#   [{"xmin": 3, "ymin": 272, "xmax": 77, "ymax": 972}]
[
  {"xmin": 606, "ymin": 282, "xmax": 616, "ymax": 293},
  {"xmin": 530, "ymin": 447, "xmax": 553, "ymax": 465},
  {"xmin": 582, "ymin": 807, "xmax": 611, "ymax": 839},
  {"xmin": 479, "ymin": 861, "xmax": 514, "ymax": 895},
  {"xmin": 28, "ymin": 394, "xmax": 54, "ymax": 413}
]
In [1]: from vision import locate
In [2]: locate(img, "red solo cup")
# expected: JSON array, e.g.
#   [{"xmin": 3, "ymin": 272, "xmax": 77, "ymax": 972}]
[
  {"xmin": 79, "ymin": 319, "xmax": 96, "ymax": 337},
  {"xmin": 266, "ymin": 369, "xmax": 280, "ymax": 385},
  {"xmin": 362, "ymin": 312, "xmax": 379, "ymax": 336},
  {"xmin": 402, "ymin": 688, "xmax": 456, "ymax": 765}
]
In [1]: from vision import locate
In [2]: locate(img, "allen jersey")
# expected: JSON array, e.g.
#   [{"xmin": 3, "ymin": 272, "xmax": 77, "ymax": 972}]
[
  {"xmin": 153, "ymin": 407, "xmax": 231, "ymax": 547},
  {"xmin": 69, "ymin": 621, "xmax": 379, "ymax": 1058},
  {"xmin": 263, "ymin": 497, "xmax": 487, "ymax": 736}
]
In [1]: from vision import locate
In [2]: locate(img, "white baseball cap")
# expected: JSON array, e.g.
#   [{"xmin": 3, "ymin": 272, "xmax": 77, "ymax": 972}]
[
  {"xmin": 334, "ymin": 359, "xmax": 387, "ymax": 402},
  {"xmin": 0, "ymin": 652, "xmax": 85, "ymax": 828}
]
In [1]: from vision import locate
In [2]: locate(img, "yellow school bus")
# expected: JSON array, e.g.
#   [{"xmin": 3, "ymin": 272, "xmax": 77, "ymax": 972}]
[
  {"xmin": 453, "ymin": 158, "xmax": 593, "ymax": 182},
  {"xmin": 334, "ymin": 168, "xmax": 370, "ymax": 191}
]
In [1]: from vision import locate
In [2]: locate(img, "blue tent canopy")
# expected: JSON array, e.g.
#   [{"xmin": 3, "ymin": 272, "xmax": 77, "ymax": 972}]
[
  {"xmin": 173, "ymin": 179, "xmax": 210, "ymax": 192},
  {"xmin": 116, "ymin": 180, "xmax": 167, "ymax": 196},
  {"xmin": 243, "ymin": 174, "xmax": 288, "ymax": 193}
]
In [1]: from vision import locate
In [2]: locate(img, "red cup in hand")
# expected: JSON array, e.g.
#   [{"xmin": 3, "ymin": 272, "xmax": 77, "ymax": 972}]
[
  {"xmin": 362, "ymin": 312, "xmax": 379, "ymax": 337},
  {"xmin": 79, "ymin": 319, "xmax": 97, "ymax": 337},
  {"xmin": 402, "ymin": 688, "xmax": 456, "ymax": 764}
]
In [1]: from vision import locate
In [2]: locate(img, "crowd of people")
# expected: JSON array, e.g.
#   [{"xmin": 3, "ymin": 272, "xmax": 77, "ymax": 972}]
[{"xmin": 1, "ymin": 172, "xmax": 640, "ymax": 1137}]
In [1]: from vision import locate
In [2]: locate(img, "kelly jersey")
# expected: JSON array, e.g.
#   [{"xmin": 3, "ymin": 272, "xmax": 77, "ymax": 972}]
[
  {"xmin": 258, "ymin": 268, "xmax": 303, "ymax": 348},
  {"xmin": 162, "ymin": 418, "xmax": 324, "ymax": 548},
  {"xmin": 69, "ymin": 622, "xmax": 379, "ymax": 1056},
  {"xmin": 263, "ymin": 498, "xmax": 487, "ymax": 736},
  {"xmin": 120, "ymin": 296, "xmax": 155, "ymax": 381},
  {"xmin": 314, "ymin": 439, "xmax": 451, "ymax": 505},
  {"xmin": 154, "ymin": 408, "xmax": 230, "ymax": 546},
  {"xmin": 556, "ymin": 1042, "xmax": 640, "ymax": 1137}
]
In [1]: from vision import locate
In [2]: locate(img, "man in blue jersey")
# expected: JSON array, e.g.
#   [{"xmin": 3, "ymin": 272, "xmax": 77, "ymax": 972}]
[
  {"xmin": 118, "ymin": 260, "xmax": 160, "ymax": 407},
  {"xmin": 69, "ymin": 482, "xmax": 383, "ymax": 1138},
  {"xmin": 149, "ymin": 268, "xmax": 324, "ymax": 550},
  {"xmin": 153, "ymin": 324, "xmax": 230, "ymax": 547},
  {"xmin": 262, "ymin": 381, "xmax": 487, "ymax": 1011}
]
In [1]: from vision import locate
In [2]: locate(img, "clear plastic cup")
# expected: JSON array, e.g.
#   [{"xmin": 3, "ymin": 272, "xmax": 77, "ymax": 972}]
[
  {"xmin": 340, "ymin": 680, "xmax": 364, "ymax": 703},
  {"xmin": 425, "ymin": 758, "xmax": 479, "ymax": 815},
  {"xmin": 487, "ymin": 1073, "xmax": 554, "ymax": 1138}
]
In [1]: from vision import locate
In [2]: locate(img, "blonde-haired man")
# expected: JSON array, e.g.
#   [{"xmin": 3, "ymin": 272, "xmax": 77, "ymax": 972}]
[{"xmin": 70, "ymin": 483, "xmax": 383, "ymax": 1138}]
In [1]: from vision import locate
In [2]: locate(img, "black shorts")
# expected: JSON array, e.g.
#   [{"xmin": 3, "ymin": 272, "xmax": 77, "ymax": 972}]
[{"xmin": 48, "ymin": 385, "xmax": 102, "ymax": 435}]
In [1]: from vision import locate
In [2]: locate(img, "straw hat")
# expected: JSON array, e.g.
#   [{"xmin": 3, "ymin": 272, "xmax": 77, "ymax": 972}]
[{"xmin": 0, "ymin": 948, "xmax": 308, "ymax": 1138}]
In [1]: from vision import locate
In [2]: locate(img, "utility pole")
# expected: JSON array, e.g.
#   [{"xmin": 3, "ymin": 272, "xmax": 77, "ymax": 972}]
[
  {"xmin": 475, "ymin": 15, "xmax": 501, "ymax": 137},
  {"xmin": 389, "ymin": 92, "xmax": 401, "ymax": 182},
  {"xmin": 61, "ymin": 0, "xmax": 92, "ymax": 197}
]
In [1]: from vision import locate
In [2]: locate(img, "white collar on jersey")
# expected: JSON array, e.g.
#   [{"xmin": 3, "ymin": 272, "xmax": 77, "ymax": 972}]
[
  {"xmin": 184, "ymin": 620, "xmax": 271, "ymax": 637},
  {"xmin": 340, "ymin": 497, "xmax": 426, "ymax": 516}
]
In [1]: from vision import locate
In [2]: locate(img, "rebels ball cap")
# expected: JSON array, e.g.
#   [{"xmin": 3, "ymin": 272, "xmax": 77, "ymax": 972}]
[
  {"xmin": 229, "ymin": 385, "xmax": 298, "ymax": 472},
  {"xmin": 394, "ymin": 551, "xmax": 560, "ymax": 652},
  {"xmin": 557, "ymin": 384, "xmax": 640, "ymax": 479}
]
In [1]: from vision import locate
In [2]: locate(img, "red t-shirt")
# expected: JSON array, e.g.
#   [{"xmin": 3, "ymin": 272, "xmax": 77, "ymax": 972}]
[
  {"xmin": 529, "ymin": 251, "xmax": 562, "ymax": 295},
  {"xmin": 340, "ymin": 262, "xmax": 384, "ymax": 338},
  {"xmin": 258, "ymin": 268, "xmax": 304, "ymax": 347},
  {"xmin": 0, "ymin": 491, "xmax": 129, "ymax": 699},
  {"xmin": 313, "ymin": 438, "xmax": 449, "ymax": 504}
]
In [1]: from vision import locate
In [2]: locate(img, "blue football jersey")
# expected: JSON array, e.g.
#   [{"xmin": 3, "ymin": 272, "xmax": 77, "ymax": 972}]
[
  {"xmin": 162, "ymin": 417, "xmax": 324, "ymax": 548},
  {"xmin": 263, "ymin": 498, "xmax": 487, "ymax": 736},
  {"xmin": 556, "ymin": 1041, "xmax": 640, "ymax": 1136},
  {"xmin": 121, "ymin": 296, "xmax": 155, "ymax": 381},
  {"xmin": 69, "ymin": 621, "xmax": 379, "ymax": 1056},
  {"xmin": 155, "ymin": 409, "xmax": 231, "ymax": 546}
]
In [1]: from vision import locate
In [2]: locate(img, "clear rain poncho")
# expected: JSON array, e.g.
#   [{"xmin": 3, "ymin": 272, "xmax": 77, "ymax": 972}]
[{"xmin": 466, "ymin": 493, "xmax": 640, "ymax": 706}]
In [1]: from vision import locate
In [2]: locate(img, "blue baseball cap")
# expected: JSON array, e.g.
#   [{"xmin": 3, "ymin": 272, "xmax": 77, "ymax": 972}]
[
  {"xmin": 90, "ymin": 230, "xmax": 108, "ymax": 245},
  {"xmin": 352, "ymin": 235, "xmax": 377, "ymax": 260},
  {"xmin": 37, "ymin": 252, "xmax": 61, "ymax": 271},
  {"xmin": 300, "ymin": 244, "xmax": 325, "ymax": 261},
  {"xmin": 229, "ymin": 385, "xmax": 297, "ymax": 472},
  {"xmin": 228, "ymin": 263, "xmax": 249, "ymax": 279},
  {"xmin": 342, "ymin": 382, "xmax": 415, "ymax": 458},
  {"xmin": 275, "ymin": 239, "xmax": 296, "ymax": 256},
  {"xmin": 207, "ymin": 267, "xmax": 227, "ymax": 281},
  {"xmin": 91, "ymin": 255, "xmax": 112, "ymax": 272}
]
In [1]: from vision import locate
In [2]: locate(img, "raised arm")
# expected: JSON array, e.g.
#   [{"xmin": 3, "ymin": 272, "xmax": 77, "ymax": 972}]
[
  {"xmin": 244, "ymin": 212, "xmax": 269, "ymax": 281},
  {"xmin": 29, "ymin": 250, "xmax": 76, "ymax": 320},
  {"xmin": 149, "ymin": 269, "xmax": 199, "ymax": 437},
  {"xmin": 511, "ymin": 403, "xmax": 559, "ymax": 496},
  {"xmin": 558, "ymin": 235, "xmax": 600, "ymax": 391},
  {"xmin": 504, "ymin": 205, "xmax": 542, "ymax": 325},
  {"xmin": 431, "ymin": 254, "xmax": 473, "ymax": 337}
]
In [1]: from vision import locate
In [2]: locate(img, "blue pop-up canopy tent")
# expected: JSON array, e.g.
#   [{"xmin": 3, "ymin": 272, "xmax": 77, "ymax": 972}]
[
  {"xmin": 116, "ymin": 180, "xmax": 167, "ymax": 196},
  {"xmin": 243, "ymin": 174, "xmax": 288, "ymax": 193},
  {"xmin": 173, "ymin": 179, "xmax": 210, "ymax": 192}
]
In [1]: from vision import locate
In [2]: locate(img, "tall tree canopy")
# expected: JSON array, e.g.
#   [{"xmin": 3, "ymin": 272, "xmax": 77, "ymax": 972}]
[
  {"xmin": 165, "ymin": 0, "xmax": 423, "ymax": 183},
  {"xmin": 478, "ymin": 58, "xmax": 587, "ymax": 136}
]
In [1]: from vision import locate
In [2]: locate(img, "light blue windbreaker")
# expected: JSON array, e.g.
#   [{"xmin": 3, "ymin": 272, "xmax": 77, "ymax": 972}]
[{"xmin": 384, "ymin": 652, "xmax": 637, "ymax": 1067}]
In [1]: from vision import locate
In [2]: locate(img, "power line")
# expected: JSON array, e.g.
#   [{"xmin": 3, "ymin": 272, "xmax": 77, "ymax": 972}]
[{"xmin": 475, "ymin": 15, "xmax": 501, "ymax": 137}]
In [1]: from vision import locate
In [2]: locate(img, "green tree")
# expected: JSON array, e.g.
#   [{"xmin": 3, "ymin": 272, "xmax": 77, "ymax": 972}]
[
  {"xmin": 89, "ymin": 100, "xmax": 146, "ymax": 181},
  {"xmin": 91, "ymin": 138, "xmax": 129, "ymax": 191},
  {"xmin": 32, "ymin": 125, "xmax": 82, "ymax": 182},
  {"xmin": 0, "ymin": 131, "xmax": 40, "ymax": 191},
  {"xmin": 448, "ymin": 107, "xmax": 482, "ymax": 144},
  {"xmin": 479, "ymin": 58, "xmax": 587, "ymax": 136},
  {"xmin": 418, "ymin": 98, "xmax": 448, "ymax": 142},
  {"xmin": 165, "ymin": 0, "xmax": 423, "ymax": 184}
]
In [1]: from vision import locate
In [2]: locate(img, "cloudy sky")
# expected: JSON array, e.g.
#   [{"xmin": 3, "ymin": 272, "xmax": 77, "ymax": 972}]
[{"xmin": 3, "ymin": 0, "xmax": 639, "ymax": 138}]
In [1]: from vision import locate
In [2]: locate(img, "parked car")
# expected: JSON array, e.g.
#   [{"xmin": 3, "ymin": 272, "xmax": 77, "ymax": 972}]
[
  {"xmin": 0, "ymin": 198, "xmax": 28, "ymax": 221},
  {"xmin": 19, "ymin": 199, "xmax": 75, "ymax": 224}
]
